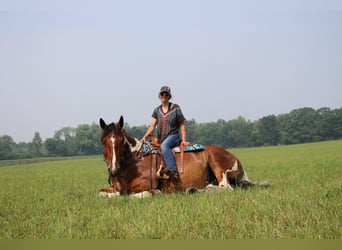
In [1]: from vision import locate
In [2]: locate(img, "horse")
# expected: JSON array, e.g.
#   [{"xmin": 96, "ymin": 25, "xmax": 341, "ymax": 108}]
[{"xmin": 99, "ymin": 116, "xmax": 254, "ymax": 195}]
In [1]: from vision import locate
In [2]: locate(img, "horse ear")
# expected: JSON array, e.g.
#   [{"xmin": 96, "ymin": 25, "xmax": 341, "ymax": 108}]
[
  {"xmin": 99, "ymin": 118, "xmax": 107, "ymax": 130},
  {"xmin": 118, "ymin": 115, "xmax": 124, "ymax": 129}
]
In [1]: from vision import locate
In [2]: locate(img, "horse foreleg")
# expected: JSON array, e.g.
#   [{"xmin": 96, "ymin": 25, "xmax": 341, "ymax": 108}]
[
  {"xmin": 99, "ymin": 186, "xmax": 118, "ymax": 193},
  {"xmin": 99, "ymin": 186, "xmax": 120, "ymax": 197},
  {"xmin": 99, "ymin": 176, "xmax": 121, "ymax": 194}
]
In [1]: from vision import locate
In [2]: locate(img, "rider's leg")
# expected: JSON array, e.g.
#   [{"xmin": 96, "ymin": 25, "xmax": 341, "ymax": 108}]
[{"xmin": 161, "ymin": 134, "xmax": 181, "ymax": 172}]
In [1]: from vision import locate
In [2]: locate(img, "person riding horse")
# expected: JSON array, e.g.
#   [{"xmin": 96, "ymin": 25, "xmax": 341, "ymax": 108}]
[
  {"xmin": 99, "ymin": 116, "xmax": 257, "ymax": 194},
  {"xmin": 141, "ymin": 86, "xmax": 188, "ymax": 179}
]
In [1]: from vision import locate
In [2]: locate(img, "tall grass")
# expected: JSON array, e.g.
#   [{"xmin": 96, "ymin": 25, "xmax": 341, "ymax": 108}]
[{"xmin": 0, "ymin": 140, "xmax": 341, "ymax": 239}]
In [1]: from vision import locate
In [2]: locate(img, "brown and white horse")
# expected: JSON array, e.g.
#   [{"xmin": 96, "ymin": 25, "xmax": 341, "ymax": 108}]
[{"xmin": 99, "ymin": 116, "xmax": 254, "ymax": 195}]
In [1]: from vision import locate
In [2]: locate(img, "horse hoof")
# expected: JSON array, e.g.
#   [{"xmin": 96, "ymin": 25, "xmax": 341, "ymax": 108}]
[
  {"xmin": 98, "ymin": 191, "xmax": 120, "ymax": 198},
  {"xmin": 151, "ymin": 189, "xmax": 163, "ymax": 195},
  {"xmin": 99, "ymin": 191, "xmax": 108, "ymax": 197},
  {"xmin": 185, "ymin": 187, "xmax": 198, "ymax": 195},
  {"xmin": 132, "ymin": 191, "xmax": 153, "ymax": 198}
]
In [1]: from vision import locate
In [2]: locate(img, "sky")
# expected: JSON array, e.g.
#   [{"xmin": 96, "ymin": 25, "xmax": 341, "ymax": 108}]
[{"xmin": 1, "ymin": 1, "xmax": 342, "ymax": 142}]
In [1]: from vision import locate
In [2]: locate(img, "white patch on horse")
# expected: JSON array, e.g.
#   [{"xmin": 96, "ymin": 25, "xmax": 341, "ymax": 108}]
[
  {"xmin": 99, "ymin": 191, "xmax": 120, "ymax": 198},
  {"xmin": 240, "ymin": 170, "xmax": 250, "ymax": 182},
  {"xmin": 203, "ymin": 184, "xmax": 233, "ymax": 193},
  {"xmin": 218, "ymin": 161, "xmax": 238, "ymax": 190},
  {"xmin": 156, "ymin": 165, "xmax": 163, "ymax": 178},
  {"xmin": 218, "ymin": 172, "xmax": 234, "ymax": 190},
  {"xmin": 98, "ymin": 191, "xmax": 155, "ymax": 199},
  {"xmin": 131, "ymin": 191, "xmax": 153, "ymax": 198},
  {"xmin": 111, "ymin": 137, "xmax": 117, "ymax": 171},
  {"xmin": 226, "ymin": 160, "xmax": 238, "ymax": 173},
  {"xmin": 124, "ymin": 137, "xmax": 142, "ymax": 153}
]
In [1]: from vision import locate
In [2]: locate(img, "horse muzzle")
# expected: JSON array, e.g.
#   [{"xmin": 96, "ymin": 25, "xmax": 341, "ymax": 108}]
[{"xmin": 109, "ymin": 164, "xmax": 120, "ymax": 177}]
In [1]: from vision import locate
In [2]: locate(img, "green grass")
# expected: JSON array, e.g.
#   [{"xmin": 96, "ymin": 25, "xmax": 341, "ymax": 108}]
[
  {"xmin": 0, "ymin": 155, "xmax": 98, "ymax": 167},
  {"xmin": 0, "ymin": 140, "xmax": 341, "ymax": 239}
]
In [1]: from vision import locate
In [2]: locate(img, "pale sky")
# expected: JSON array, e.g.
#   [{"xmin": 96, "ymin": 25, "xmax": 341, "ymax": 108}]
[{"xmin": 1, "ymin": 1, "xmax": 342, "ymax": 142}]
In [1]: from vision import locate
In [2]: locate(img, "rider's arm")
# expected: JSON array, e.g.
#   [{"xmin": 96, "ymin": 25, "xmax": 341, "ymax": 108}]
[
  {"xmin": 180, "ymin": 122, "xmax": 187, "ymax": 144},
  {"xmin": 141, "ymin": 118, "xmax": 157, "ymax": 142}
]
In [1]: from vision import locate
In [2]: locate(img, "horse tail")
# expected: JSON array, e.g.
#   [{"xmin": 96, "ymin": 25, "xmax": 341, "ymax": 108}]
[
  {"xmin": 236, "ymin": 165, "xmax": 271, "ymax": 189},
  {"xmin": 238, "ymin": 170, "xmax": 255, "ymax": 189}
]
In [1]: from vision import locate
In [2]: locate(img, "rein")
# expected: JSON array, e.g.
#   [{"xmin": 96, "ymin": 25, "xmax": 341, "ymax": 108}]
[
  {"xmin": 145, "ymin": 142, "xmax": 161, "ymax": 192},
  {"xmin": 122, "ymin": 132, "xmax": 159, "ymax": 192}
]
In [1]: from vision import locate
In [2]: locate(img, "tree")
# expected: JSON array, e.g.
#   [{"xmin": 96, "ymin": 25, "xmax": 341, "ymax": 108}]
[
  {"xmin": 44, "ymin": 138, "xmax": 59, "ymax": 156},
  {"xmin": 252, "ymin": 115, "xmax": 279, "ymax": 146},
  {"xmin": 196, "ymin": 122, "xmax": 218, "ymax": 146},
  {"xmin": 0, "ymin": 135, "xmax": 16, "ymax": 160},
  {"xmin": 2, "ymin": 106, "xmax": 341, "ymax": 160},
  {"xmin": 277, "ymin": 108, "xmax": 321, "ymax": 144},
  {"xmin": 127, "ymin": 124, "xmax": 148, "ymax": 141},
  {"xmin": 227, "ymin": 116, "xmax": 254, "ymax": 147},
  {"xmin": 75, "ymin": 123, "xmax": 102, "ymax": 155},
  {"xmin": 45, "ymin": 127, "xmax": 76, "ymax": 156},
  {"xmin": 16, "ymin": 142, "xmax": 31, "ymax": 159},
  {"xmin": 30, "ymin": 132, "xmax": 43, "ymax": 157},
  {"xmin": 277, "ymin": 113, "xmax": 291, "ymax": 144},
  {"xmin": 329, "ymin": 108, "xmax": 342, "ymax": 139},
  {"xmin": 184, "ymin": 119, "xmax": 198, "ymax": 143}
]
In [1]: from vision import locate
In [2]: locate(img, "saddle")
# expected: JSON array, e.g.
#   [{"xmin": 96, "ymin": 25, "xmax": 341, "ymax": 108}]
[{"xmin": 141, "ymin": 136, "xmax": 204, "ymax": 179}]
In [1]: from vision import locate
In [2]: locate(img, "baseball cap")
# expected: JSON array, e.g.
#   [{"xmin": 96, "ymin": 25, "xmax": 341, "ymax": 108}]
[{"xmin": 159, "ymin": 86, "xmax": 171, "ymax": 95}]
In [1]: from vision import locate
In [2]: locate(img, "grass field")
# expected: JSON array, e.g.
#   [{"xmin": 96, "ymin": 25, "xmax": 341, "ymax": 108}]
[{"xmin": 0, "ymin": 140, "xmax": 341, "ymax": 239}]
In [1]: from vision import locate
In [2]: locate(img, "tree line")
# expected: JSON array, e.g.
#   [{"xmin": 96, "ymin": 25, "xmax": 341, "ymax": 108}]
[{"xmin": 1, "ymin": 107, "xmax": 341, "ymax": 160}]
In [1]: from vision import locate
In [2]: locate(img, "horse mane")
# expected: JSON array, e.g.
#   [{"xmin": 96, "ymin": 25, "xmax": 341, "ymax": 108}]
[
  {"xmin": 121, "ymin": 129, "xmax": 145, "ymax": 164},
  {"xmin": 122, "ymin": 129, "xmax": 138, "ymax": 147},
  {"xmin": 121, "ymin": 140, "xmax": 144, "ymax": 170}
]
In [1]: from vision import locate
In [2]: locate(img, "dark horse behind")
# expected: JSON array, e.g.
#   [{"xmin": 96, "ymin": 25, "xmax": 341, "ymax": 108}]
[{"xmin": 99, "ymin": 116, "xmax": 265, "ymax": 196}]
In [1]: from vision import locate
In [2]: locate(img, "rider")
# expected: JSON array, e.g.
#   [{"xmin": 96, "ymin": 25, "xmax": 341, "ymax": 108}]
[{"xmin": 141, "ymin": 86, "xmax": 188, "ymax": 179}]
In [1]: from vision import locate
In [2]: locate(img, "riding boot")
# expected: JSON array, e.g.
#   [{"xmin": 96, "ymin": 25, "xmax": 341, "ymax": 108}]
[
  {"xmin": 158, "ymin": 166, "xmax": 178, "ymax": 180},
  {"xmin": 164, "ymin": 168, "xmax": 178, "ymax": 180}
]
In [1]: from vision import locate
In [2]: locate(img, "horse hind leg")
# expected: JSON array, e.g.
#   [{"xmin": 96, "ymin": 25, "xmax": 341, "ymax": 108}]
[
  {"xmin": 219, "ymin": 160, "xmax": 252, "ymax": 190},
  {"xmin": 217, "ymin": 161, "xmax": 239, "ymax": 190},
  {"xmin": 218, "ymin": 169, "xmax": 234, "ymax": 190}
]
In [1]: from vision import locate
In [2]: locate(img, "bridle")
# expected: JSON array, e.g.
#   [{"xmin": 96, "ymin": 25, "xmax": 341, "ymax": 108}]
[
  {"xmin": 105, "ymin": 130, "xmax": 160, "ymax": 192},
  {"xmin": 105, "ymin": 128, "xmax": 145, "ymax": 176}
]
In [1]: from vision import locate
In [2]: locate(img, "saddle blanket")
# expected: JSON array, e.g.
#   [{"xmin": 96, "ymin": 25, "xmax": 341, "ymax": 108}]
[
  {"xmin": 173, "ymin": 144, "xmax": 205, "ymax": 153},
  {"xmin": 142, "ymin": 143, "xmax": 204, "ymax": 154}
]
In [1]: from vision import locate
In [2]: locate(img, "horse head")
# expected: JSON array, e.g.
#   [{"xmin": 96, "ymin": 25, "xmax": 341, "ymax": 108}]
[
  {"xmin": 99, "ymin": 116, "xmax": 143, "ymax": 177},
  {"xmin": 99, "ymin": 116, "xmax": 128, "ymax": 176}
]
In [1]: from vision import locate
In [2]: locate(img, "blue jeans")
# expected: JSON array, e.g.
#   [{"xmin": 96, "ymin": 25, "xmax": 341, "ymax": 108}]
[{"xmin": 161, "ymin": 134, "xmax": 181, "ymax": 172}]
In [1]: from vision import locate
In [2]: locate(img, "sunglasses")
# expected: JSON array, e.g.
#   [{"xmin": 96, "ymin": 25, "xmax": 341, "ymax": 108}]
[{"xmin": 160, "ymin": 92, "xmax": 170, "ymax": 97}]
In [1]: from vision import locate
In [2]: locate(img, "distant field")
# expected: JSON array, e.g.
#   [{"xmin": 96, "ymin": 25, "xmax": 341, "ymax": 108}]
[{"xmin": 0, "ymin": 140, "xmax": 341, "ymax": 239}]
